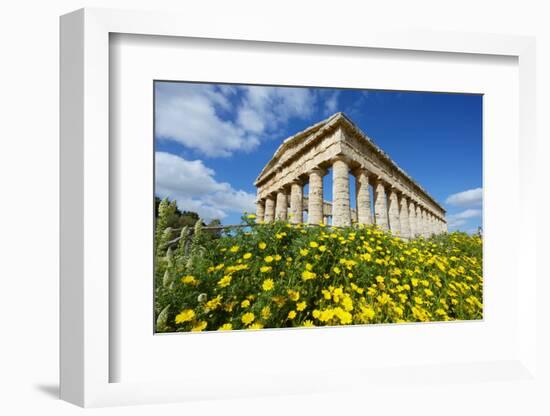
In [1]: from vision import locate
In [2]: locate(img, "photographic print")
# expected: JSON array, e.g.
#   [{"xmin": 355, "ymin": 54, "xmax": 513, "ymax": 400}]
[{"xmin": 154, "ymin": 82, "xmax": 483, "ymax": 333}]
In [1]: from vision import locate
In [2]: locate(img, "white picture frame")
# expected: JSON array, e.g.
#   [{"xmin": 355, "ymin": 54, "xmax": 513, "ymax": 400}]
[{"xmin": 60, "ymin": 7, "xmax": 538, "ymax": 408}]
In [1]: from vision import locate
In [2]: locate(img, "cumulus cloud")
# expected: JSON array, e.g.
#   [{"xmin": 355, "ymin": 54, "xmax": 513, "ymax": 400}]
[
  {"xmin": 445, "ymin": 187, "xmax": 483, "ymax": 208},
  {"xmin": 155, "ymin": 82, "xmax": 331, "ymax": 158},
  {"xmin": 155, "ymin": 83, "xmax": 258, "ymax": 157},
  {"xmin": 155, "ymin": 152, "xmax": 256, "ymax": 221},
  {"xmin": 447, "ymin": 209, "xmax": 482, "ymax": 228},
  {"xmin": 236, "ymin": 85, "xmax": 316, "ymax": 134}
]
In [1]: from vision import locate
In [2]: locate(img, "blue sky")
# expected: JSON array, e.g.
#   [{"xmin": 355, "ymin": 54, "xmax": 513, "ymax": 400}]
[{"xmin": 155, "ymin": 81, "xmax": 483, "ymax": 233}]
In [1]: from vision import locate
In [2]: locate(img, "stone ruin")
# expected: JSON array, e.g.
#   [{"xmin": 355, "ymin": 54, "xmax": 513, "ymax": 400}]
[{"xmin": 254, "ymin": 112, "xmax": 447, "ymax": 239}]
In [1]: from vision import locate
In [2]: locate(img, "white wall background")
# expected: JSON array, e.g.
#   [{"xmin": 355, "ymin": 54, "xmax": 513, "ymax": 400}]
[{"xmin": 0, "ymin": 1, "xmax": 548, "ymax": 415}]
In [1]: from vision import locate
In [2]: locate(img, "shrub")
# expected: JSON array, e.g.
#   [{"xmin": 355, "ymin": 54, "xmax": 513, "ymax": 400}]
[{"xmin": 155, "ymin": 213, "xmax": 482, "ymax": 333}]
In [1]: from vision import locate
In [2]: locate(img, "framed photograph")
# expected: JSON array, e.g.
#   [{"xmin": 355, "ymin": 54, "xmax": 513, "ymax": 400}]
[
  {"xmin": 152, "ymin": 81, "xmax": 481, "ymax": 335},
  {"xmin": 60, "ymin": 8, "xmax": 538, "ymax": 408}
]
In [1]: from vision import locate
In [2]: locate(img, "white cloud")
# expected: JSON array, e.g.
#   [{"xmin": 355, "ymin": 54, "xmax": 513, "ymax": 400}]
[
  {"xmin": 155, "ymin": 152, "xmax": 256, "ymax": 221},
  {"xmin": 445, "ymin": 187, "xmax": 483, "ymax": 208},
  {"xmin": 322, "ymin": 91, "xmax": 340, "ymax": 116},
  {"xmin": 447, "ymin": 208, "xmax": 482, "ymax": 228},
  {"xmin": 450, "ymin": 209, "xmax": 482, "ymax": 220},
  {"xmin": 236, "ymin": 107, "xmax": 265, "ymax": 134},
  {"xmin": 156, "ymin": 82, "xmax": 322, "ymax": 158},
  {"xmin": 237, "ymin": 85, "xmax": 317, "ymax": 133},
  {"xmin": 155, "ymin": 83, "xmax": 257, "ymax": 157}
]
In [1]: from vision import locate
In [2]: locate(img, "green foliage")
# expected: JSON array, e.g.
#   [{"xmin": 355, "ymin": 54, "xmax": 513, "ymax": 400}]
[{"xmin": 154, "ymin": 212, "xmax": 483, "ymax": 333}]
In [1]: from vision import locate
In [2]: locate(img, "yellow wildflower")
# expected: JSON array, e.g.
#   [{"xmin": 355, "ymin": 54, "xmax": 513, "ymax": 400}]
[
  {"xmin": 175, "ymin": 309, "xmax": 195, "ymax": 324},
  {"xmin": 191, "ymin": 321, "xmax": 207, "ymax": 332},
  {"xmin": 241, "ymin": 312, "xmax": 255, "ymax": 325},
  {"xmin": 217, "ymin": 275, "xmax": 232, "ymax": 288},
  {"xmin": 261, "ymin": 306, "xmax": 271, "ymax": 319},
  {"xmin": 288, "ymin": 290, "xmax": 300, "ymax": 301},
  {"xmin": 377, "ymin": 293, "xmax": 391, "ymax": 305},
  {"xmin": 358, "ymin": 305, "xmax": 375, "ymax": 322},
  {"xmin": 205, "ymin": 295, "xmax": 222, "ymax": 310},
  {"xmin": 392, "ymin": 306, "xmax": 404, "ymax": 317},
  {"xmin": 262, "ymin": 279, "xmax": 275, "ymax": 291},
  {"xmin": 301, "ymin": 270, "xmax": 317, "ymax": 281},
  {"xmin": 181, "ymin": 275, "xmax": 197, "ymax": 285}
]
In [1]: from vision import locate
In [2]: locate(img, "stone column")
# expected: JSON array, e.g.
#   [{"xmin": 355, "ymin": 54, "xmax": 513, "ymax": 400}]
[
  {"xmin": 416, "ymin": 205, "xmax": 424, "ymax": 237},
  {"xmin": 426, "ymin": 212, "xmax": 433, "ymax": 236},
  {"xmin": 355, "ymin": 168, "xmax": 372, "ymax": 225},
  {"xmin": 373, "ymin": 179, "xmax": 389, "ymax": 230},
  {"xmin": 332, "ymin": 157, "xmax": 352, "ymax": 227},
  {"xmin": 408, "ymin": 200, "xmax": 417, "ymax": 238},
  {"xmin": 387, "ymin": 188, "xmax": 401, "ymax": 235},
  {"xmin": 264, "ymin": 196, "xmax": 275, "ymax": 223},
  {"xmin": 308, "ymin": 167, "xmax": 325, "ymax": 225},
  {"xmin": 255, "ymin": 199, "xmax": 265, "ymax": 223},
  {"xmin": 424, "ymin": 213, "xmax": 431, "ymax": 237},
  {"xmin": 399, "ymin": 195, "xmax": 411, "ymax": 239},
  {"xmin": 289, "ymin": 181, "xmax": 304, "ymax": 224},
  {"xmin": 275, "ymin": 189, "xmax": 288, "ymax": 221},
  {"xmin": 423, "ymin": 210, "xmax": 430, "ymax": 237},
  {"xmin": 422, "ymin": 208, "xmax": 430, "ymax": 238}
]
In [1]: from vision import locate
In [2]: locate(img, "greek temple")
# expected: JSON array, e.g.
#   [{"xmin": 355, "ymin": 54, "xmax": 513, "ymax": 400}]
[{"xmin": 254, "ymin": 112, "xmax": 447, "ymax": 238}]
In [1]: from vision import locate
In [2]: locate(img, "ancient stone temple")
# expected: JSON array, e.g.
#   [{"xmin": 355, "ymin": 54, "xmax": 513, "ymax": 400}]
[{"xmin": 254, "ymin": 112, "xmax": 447, "ymax": 238}]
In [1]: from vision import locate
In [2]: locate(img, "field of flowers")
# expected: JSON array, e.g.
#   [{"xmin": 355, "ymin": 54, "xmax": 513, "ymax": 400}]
[{"xmin": 155, "ymin": 201, "xmax": 483, "ymax": 333}]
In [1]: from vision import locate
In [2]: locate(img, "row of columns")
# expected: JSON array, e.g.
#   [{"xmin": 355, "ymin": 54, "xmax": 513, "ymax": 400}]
[{"xmin": 255, "ymin": 156, "xmax": 446, "ymax": 238}]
